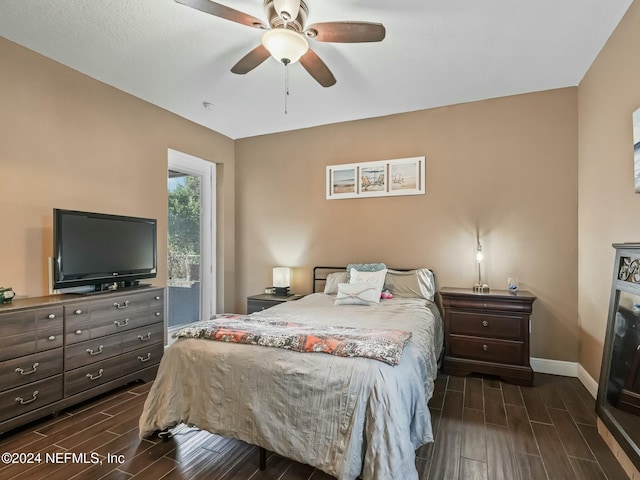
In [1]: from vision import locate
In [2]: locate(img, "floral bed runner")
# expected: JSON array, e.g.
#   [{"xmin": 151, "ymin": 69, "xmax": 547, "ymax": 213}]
[{"xmin": 173, "ymin": 314, "xmax": 412, "ymax": 366}]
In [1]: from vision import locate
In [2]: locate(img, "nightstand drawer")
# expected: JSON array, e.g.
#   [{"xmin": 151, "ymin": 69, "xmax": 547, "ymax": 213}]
[
  {"xmin": 446, "ymin": 296, "xmax": 533, "ymax": 313},
  {"xmin": 449, "ymin": 311, "xmax": 523, "ymax": 340},
  {"xmin": 247, "ymin": 299, "xmax": 278, "ymax": 313},
  {"xmin": 449, "ymin": 335, "xmax": 524, "ymax": 365}
]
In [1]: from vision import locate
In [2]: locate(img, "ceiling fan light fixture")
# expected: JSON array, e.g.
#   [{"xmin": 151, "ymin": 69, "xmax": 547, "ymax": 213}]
[{"xmin": 261, "ymin": 28, "xmax": 309, "ymax": 65}]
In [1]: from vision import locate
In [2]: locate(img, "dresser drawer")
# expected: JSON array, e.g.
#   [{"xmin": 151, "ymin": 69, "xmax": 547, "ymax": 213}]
[
  {"xmin": 449, "ymin": 335, "xmax": 524, "ymax": 365},
  {"xmin": 65, "ymin": 334, "xmax": 122, "ymax": 370},
  {"xmin": 449, "ymin": 311, "xmax": 523, "ymax": 340},
  {"xmin": 121, "ymin": 343, "xmax": 164, "ymax": 376},
  {"xmin": 0, "ymin": 348, "xmax": 63, "ymax": 391},
  {"xmin": 0, "ymin": 375, "xmax": 63, "ymax": 422},
  {"xmin": 446, "ymin": 296, "xmax": 533, "ymax": 313},
  {"xmin": 64, "ymin": 355, "xmax": 124, "ymax": 397},
  {"xmin": 121, "ymin": 322, "xmax": 164, "ymax": 353}
]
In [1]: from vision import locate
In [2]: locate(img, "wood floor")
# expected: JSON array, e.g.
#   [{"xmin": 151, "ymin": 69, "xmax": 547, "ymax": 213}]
[{"xmin": 0, "ymin": 373, "xmax": 631, "ymax": 480}]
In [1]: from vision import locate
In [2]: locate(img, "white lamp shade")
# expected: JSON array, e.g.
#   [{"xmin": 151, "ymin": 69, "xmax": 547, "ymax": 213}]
[
  {"xmin": 273, "ymin": 267, "xmax": 291, "ymax": 288},
  {"xmin": 261, "ymin": 28, "xmax": 309, "ymax": 64}
]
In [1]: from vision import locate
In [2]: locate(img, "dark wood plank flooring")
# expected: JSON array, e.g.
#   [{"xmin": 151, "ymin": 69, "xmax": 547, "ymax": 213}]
[{"xmin": 0, "ymin": 373, "xmax": 630, "ymax": 480}]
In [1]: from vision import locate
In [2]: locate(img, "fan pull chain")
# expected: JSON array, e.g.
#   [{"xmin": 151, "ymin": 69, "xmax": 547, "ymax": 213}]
[{"xmin": 284, "ymin": 61, "xmax": 290, "ymax": 115}]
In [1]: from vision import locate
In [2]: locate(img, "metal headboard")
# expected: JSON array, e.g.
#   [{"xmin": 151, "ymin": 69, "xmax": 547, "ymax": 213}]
[{"xmin": 312, "ymin": 266, "xmax": 420, "ymax": 293}]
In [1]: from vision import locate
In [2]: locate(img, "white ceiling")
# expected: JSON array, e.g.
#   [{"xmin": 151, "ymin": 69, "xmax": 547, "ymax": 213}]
[{"xmin": 0, "ymin": 0, "xmax": 633, "ymax": 139}]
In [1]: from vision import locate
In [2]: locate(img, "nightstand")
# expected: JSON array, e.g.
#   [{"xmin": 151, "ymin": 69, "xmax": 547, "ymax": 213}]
[
  {"xmin": 247, "ymin": 294, "xmax": 303, "ymax": 314},
  {"xmin": 438, "ymin": 287, "xmax": 536, "ymax": 386}
]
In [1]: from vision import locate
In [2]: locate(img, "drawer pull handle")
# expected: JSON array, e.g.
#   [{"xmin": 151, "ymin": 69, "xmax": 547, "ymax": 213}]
[
  {"xmin": 15, "ymin": 363, "xmax": 40, "ymax": 375},
  {"xmin": 15, "ymin": 391, "xmax": 39, "ymax": 405},
  {"xmin": 114, "ymin": 301, "xmax": 129, "ymax": 309},
  {"xmin": 48, "ymin": 313, "xmax": 56, "ymax": 319},
  {"xmin": 74, "ymin": 309, "xmax": 82, "ymax": 315},
  {"xmin": 138, "ymin": 353, "xmax": 152, "ymax": 363},
  {"xmin": 483, "ymin": 303, "xmax": 488, "ymax": 308},
  {"xmin": 482, "ymin": 344, "xmax": 489, "ymax": 351},
  {"xmin": 86, "ymin": 345, "xmax": 104, "ymax": 356},
  {"xmin": 48, "ymin": 335, "xmax": 56, "ymax": 341},
  {"xmin": 155, "ymin": 296, "xmax": 161, "ymax": 301},
  {"xmin": 155, "ymin": 312, "xmax": 161, "ymax": 317},
  {"xmin": 86, "ymin": 369, "xmax": 104, "ymax": 381},
  {"xmin": 138, "ymin": 332, "xmax": 151, "ymax": 341},
  {"xmin": 114, "ymin": 319, "xmax": 129, "ymax": 327},
  {"xmin": 75, "ymin": 329, "xmax": 83, "ymax": 335},
  {"xmin": 482, "ymin": 320, "xmax": 489, "ymax": 327}
]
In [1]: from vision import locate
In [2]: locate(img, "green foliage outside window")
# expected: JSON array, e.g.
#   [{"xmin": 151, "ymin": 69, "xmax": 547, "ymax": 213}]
[{"xmin": 168, "ymin": 175, "xmax": 200, "ymax": 283}]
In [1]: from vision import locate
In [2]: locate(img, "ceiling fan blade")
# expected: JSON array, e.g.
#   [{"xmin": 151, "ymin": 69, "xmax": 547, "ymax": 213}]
[
  {"xmin": 231, "ymin": 44, "xmax": 271, "ymax": 74},
  {"xmin": 304, "ymin": 22, "xmax": 385, "ymax": 43},
  {"xmin": 273, "ymin": 0, "xmax": 300, "ymax": 22},
  {"xmin": 175, "ymin": 0, "xmax": 267, "ymax": 29},
  {"xmin": 299, "ymin": 49, "xmax": 336, "ymax": 87}
]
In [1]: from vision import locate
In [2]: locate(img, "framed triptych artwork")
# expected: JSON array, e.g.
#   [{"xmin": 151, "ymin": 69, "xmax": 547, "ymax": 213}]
[{"xmin": 326, "ymin": 156, "xmax": 425, "ymax": 200}]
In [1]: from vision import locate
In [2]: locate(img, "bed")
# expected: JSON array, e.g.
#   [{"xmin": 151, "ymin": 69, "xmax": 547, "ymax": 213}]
[{"xmin": 138, "ymin": 265, "xmax": 444, "ymax": 480}]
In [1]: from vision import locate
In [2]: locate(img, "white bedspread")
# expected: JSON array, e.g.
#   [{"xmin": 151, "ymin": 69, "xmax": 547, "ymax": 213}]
[{"xmin": 138, "ymin": 293, "xmax": 443, "ymax": 480}]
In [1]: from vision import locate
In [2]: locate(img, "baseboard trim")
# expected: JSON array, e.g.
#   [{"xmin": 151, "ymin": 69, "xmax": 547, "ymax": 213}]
[{"xmin": 530, "ymin": 357, "xmax": 598, "ymax": 399}]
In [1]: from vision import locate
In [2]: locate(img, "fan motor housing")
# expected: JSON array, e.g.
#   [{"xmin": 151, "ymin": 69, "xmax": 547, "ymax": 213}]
[{"xmin": 264, "ymin": 0, "xmax": 308, "ymax": 32}]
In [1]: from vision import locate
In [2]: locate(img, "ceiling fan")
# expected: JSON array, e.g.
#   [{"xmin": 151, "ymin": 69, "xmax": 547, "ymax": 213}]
[{"xmin": 175, "ymin": 0, "xmax": 386, "ymax": 87}]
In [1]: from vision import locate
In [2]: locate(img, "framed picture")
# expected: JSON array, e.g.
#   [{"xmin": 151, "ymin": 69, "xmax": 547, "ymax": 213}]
[
  {"xmin": 326, "ymin": 163, "xmax": 358, "ymax": 199},
  {"xmin": 634, "ymin": 107, "xmax": 640, "ymax": 193},
  {"xmin": 326, "ymin": 156, "xmax": 425, "ymax": 200}
]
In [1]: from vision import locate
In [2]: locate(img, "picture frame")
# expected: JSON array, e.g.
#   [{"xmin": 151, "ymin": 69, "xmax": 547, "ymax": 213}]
[{"xmin": 326, "ymin": 156, "xmax": 425, "ymax": 200}]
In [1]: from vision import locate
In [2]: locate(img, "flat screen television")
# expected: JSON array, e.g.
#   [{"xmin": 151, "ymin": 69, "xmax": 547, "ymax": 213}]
[{"xmin": 53, "ymin": 208, "xmax": 157, "ymax": 291}]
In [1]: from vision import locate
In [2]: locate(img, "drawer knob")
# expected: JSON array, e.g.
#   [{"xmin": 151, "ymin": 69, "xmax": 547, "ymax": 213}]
[
  {"xmin": 114, "ymin": 319, "xmax": 129, "ymax": 327},
  {"xmin": 74, "ymin": 309, "xmax": 82, "ymax": 315},
  {"xmin": 482, "ymin": 320, "xmax": 489, "ymax": 327},
  {"xmin": 15, "ymin": 363, "xmax": 40, "ymax": 375},
  {"xmin": 155, "ymin": 312, "xmax": 161, "ymax": 317},
  {"xmin": 86, "ymin": 345, "xmax": 104, "ymax": 356},
  {"xmin": 138, "ymin": 353, "xmax": 152, "ymax": 363},
  {"xmin": 48, "ymin": 335, "xmax": 56, "ymax": 341},
  {"xmin": 155, "ymin": 296, "xmax": 161, "ymax": 301},
  {"xmin": 483, "ymin": 303, "xmax": 488, "ymax": 308},
  {"xmin": 75, "ymin": 329, "xmax": 83, "ymax": 335},
  {"xmin": 138, "ymin": 332, "xmax": 152, "ymax": 341},
  {"xmin": 86, "ymin": 369, "xmax": 104, "ymax": 381},
  {"xmin": 482, "ymin": 344, "xmax": 489, "ymax": 351},
  {"xmin": 114, "ymin": 301, "xmax": 129, "ymax": 309},
  {"xmin": 15, "ymin": 391, "xmax": 39, "ymax": 405},
  {"xmin": 48, "ymin": 313, "xmax": 56, "ymax": 319}
]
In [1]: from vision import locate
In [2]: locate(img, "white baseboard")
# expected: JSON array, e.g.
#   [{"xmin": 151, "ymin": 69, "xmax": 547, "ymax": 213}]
[{"xmin": 530, "ymin": 357, "xmax": 598, "ymax": 399}]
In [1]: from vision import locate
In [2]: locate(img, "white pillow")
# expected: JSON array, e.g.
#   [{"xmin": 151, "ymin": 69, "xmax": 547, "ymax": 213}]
[
  {"xmin": 323, "ymin": 271, "xmax": 348, "ymax": 294},
  {"xmin": 349, "ymin": 268, "xmax": 387, "ymax": 301},
  {"xmin": 334, "ymin": 282, "xmax": 380, "ymax": 306}
]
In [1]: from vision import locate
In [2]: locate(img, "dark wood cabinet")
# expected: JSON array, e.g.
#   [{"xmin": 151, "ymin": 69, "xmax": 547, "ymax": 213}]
[
  {"xmin": 439, "ymin": 287, "xmax": 536, "ymax": 386},
  {"xmin": 247, "ymin": 294, "xmax": 303, "ymax": 314},
  {"xmin": 0, "ymin": 287, "xmax": 164, "ymax": 434}
]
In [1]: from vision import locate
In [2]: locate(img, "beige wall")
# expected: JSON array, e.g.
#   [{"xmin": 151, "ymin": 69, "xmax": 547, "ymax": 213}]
[
  {"xmin": 578, "ymin": 0, "xmax": 640, "ymax": 380},
  {"xmin": 236, "ymin": 88, "xmax": 579, "ymax": 362},
  {"xmin": 0, "ymin": 37, "xmax": 237, "ymax": 311}
]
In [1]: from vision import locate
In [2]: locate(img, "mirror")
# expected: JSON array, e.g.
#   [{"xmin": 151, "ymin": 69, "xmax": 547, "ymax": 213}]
[{"xmin": 597, "ymin": 243, "xmax": 640, "ymax": 471}]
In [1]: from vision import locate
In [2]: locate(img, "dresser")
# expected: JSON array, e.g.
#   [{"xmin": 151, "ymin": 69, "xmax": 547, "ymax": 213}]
[
  {"xmin": 438, "ymin": 287, "xmax": 536, "ymax": 386},
  {"xmin": 0, "ymin": 287, "xmax": 164, "ymax": 434},
  {"xmin": 246, "ymin": 294, "xmax": 303, "ymax": 314}
]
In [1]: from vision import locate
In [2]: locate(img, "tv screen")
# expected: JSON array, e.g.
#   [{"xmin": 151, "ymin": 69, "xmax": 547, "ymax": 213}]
[{"xmin": 53, "ymin": 209, "xmax": 157, "ymax": 290}]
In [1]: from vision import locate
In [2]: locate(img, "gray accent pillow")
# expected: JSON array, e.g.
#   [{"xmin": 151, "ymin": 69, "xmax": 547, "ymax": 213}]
[{"xmin": 345, "ymin": 263, "xmax": 387, "ymax": 282}]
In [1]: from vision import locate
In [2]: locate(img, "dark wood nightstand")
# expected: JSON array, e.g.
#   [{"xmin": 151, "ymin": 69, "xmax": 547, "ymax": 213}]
[
  {"xmin": 246, "ymin": 294, "xmax": 303, "ymax": 314},
  {"xmin": 438, "ymin": 287, "xmax": 536, "ymax": 386}
]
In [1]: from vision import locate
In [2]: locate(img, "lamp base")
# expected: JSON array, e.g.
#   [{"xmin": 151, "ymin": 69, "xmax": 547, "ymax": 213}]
[
  {"xmin": 273, "ymin": 287, "xmax": 290, "ymax": 296},
  {"xmin": 473, "ymin": 283, "xmax": 490, "ymax": 293}
]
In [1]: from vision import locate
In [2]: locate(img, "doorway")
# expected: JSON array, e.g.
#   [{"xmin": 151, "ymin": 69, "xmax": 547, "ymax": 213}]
[{"xmin": 167, "ymin": 149, "xmax": 216, "ymax": 335}]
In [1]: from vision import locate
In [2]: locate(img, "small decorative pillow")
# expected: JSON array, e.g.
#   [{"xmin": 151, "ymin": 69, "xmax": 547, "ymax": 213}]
[
  {"xmin": 346, "ymin": 263, "xmax": 387, "ymax": 282},
  {"xmin": 323, "ymin": 271, "xmax": 348, "ymax": 294},
  {"xmin": 334, "ymin": 282, "xmax": 380, "ymax": 306},
  {"xmin": 349, "ymin": 268, "xmax": 387, "ymax": 303}
]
